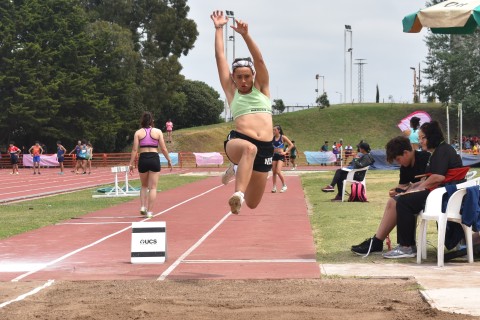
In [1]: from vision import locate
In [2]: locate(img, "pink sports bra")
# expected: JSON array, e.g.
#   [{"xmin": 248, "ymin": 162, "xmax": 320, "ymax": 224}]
[{"xmin": 139, "ymin": 127, "xmax": 159, "ymax": 148}]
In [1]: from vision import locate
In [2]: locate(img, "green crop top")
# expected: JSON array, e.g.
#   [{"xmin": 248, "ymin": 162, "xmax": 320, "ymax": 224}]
[{"xmin": 231, "ymin": 86, "xmax": 272, "ymax": 120}]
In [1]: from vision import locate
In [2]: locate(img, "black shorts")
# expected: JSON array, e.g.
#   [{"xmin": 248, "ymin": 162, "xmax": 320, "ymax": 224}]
[
  {"xmin": 57, "ymin": 156, "xmax": 64, "ymax": 163},
  {"xmin": 10, "ymin": 155, "xmax": 18, "ymax": 165},
  {"xmin": 138, "ymin": 152, "xmax": 161, "ymax": 173},
  {"xmin": 273, "ymin": 153, "xmax": 285, "ymax": 162},
  {"xmin": 224, "ymin": 130, "xmax": 274, "ymax": 173}
]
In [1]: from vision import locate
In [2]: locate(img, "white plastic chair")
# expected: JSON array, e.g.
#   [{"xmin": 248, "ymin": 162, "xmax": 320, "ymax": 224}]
[
  {"xmin": 466, "ymin": 170, "xmax": 477, "ymax": 180},
  {"xmin": 417, "ymin": 177, "xmax": 480, "ymax": 267},
  {"xmin": 341, "ymin": 166, "xmax": 369, "ymax": 202}
]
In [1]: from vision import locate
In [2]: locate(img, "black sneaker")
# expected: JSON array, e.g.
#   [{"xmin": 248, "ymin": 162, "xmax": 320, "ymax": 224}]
[{"xmin": 351, "ymin": 237, "xmax": 383, "ymax": 256}]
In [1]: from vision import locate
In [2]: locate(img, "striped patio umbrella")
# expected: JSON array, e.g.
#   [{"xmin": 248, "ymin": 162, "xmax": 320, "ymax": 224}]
[{"xmin": 403, "ymin": 0, "xmax": 480, "ymax": 34}]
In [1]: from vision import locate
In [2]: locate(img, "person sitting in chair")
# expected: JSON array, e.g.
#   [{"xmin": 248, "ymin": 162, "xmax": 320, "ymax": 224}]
[
  {"xmin": 351, "ymin": 136, "xmax": 430, "ymax": 256},
  {"xmin": 322, "ymin": 142, "xmax": 374, "ymax": 201}
]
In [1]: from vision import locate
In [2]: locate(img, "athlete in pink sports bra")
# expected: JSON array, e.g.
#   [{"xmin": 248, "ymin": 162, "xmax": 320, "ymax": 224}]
[
  {"xmin": 139, "ymin": 127, "xmax": 159, "ymax": 148},
  {"xmin": 129, "ymin": 112, "xmax": 172, "ymax": 218}
]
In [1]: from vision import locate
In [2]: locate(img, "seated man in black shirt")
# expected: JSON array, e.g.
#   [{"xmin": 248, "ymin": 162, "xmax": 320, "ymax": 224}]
[
  {"xmin": 383, "ymin": 121, "xmax": 464, "ymax": 259},
  {"xmin": 351, "ymin": 136, "xmax": 430, "ymax": 256}
]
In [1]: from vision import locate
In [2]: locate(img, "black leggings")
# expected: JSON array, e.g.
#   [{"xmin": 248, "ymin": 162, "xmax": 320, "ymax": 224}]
[
  {"xmin": 395, "ymin": 190, "xmax": 430, "ymax": 246},
  {"xmin": 330, "ymin": 169, "xmax": 348, "ymax": 196}
]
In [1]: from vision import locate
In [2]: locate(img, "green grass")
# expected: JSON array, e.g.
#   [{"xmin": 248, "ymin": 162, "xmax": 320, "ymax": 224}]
[
  {"xmin": 0, "ymin": 175, "xmax": 206, "ymax": 239},
  {"xmin": 168, "ymin": 103, "xmax": 475, "ymax": 154},
  {"xmin": 302, "ymin": 170, "xmax": 446, "ymax": 264}
]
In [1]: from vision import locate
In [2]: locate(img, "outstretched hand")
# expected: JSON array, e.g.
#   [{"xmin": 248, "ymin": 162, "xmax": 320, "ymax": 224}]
[
  {"xmin": 232, "ymin": 19, "xmax": 248, "ymax": 36},
  {"xmin": 210, "ymin": 10, "xmax": 228, "ymax": 28}
]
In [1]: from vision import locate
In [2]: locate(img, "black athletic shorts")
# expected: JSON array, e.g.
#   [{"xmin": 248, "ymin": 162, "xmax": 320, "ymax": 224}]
[
  {"xmin": 273, "ymin": 153, "xmax": 285, "ymax": 162},
  {"xmin": 138, "ymin": 152, "xmax": 161, "ymax": 173},
  {"xmin": 224, "ymin": 130, "xmax": 274, "ymax": 173}
]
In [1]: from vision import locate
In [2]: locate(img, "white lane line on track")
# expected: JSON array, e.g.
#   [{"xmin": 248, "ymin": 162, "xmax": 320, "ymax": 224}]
[
  {"xmin": 0, "ymin": 168, "xmax": 187, "ymax": 203},
  {"xmin": 11, "ymin": 183, "xmax": 224, "ymax": 282},
  {"xmin": 0, "ymin": 279, "xmax": 55, "ymax": 309},
  {"xmin": 57, "ymin": 222, "xmax": 139, "ymax": 225},
  {"xmin": 157, "ymin": 211, "xmax": 232, "ymax": 281},
  {"xmin": 181, "ymin": 259, "xmax": 317, "ymax": 264}
]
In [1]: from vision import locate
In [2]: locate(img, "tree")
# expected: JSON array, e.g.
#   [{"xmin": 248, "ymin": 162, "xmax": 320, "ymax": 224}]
[
  {"xmin": 81, "ymin": 0, "xmax": 200, "ymax": 145},
  {"xmin": 272, "ymin": 99, "xmax": 286, "ymax": 114},
  {"xmin": 316, "ymin": 92, "xmax": 330, "ymax": 109},
  {"xmin": 423, "ymin": 0, "xmax": 480, "ymax": 122},
  {"xmin": 0, "ymin": 0, "xmax": 117, "ymax": 149},
  {"xmin": 175, "ymin": 80, "xmax": 224, "ymax": 128},
  {"xmin": 376, "ymin": 84, "xmax": 380, "ymax": 103},
  {"xmin": 0, "ymin": 0, "xmax": 201, "ymax": 151}
]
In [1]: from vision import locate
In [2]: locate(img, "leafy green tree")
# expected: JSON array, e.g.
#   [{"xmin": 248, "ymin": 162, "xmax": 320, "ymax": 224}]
[
  {"xmin": 423, "ymin": 0, "xmax": 480, "ymax": 122},
  {"xmin": 80, "ymin": 0, "xmax": 198, "ymax": 115},
  {"xmin": 316, "ymin": 92, "xmax": 330, "ymax": 109},
  {"xmin": 175, "ymin": 80, "xmax": 224, "ymax": 129},
  {"xmin": 0, "ymin": 0, "xmax": 116, "ymax": 149},
  {"xmin": 273, "ymin": 99, "xmax": 286, "ymax": 114},
  {"xmin": 0, "ymin": 0, "xmax": 201, "ymax": 151}
]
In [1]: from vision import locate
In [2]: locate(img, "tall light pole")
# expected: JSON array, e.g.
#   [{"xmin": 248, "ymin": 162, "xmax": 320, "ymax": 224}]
[
  {"xmin": 410, "ymin": 66, "xmax": 417, "ymax": 103},
  {"xmin": 344, "ymin": 25, "xmax": 352, "ymax": 103},
  {"xmin": 354, "ymin": 59, "xmax": 367, "ymax": 103},
  {"xmin": 225, "ymin": 10, "xmax": 235, "ymax": 61},
  {"xmin": 348, "ymin": 47, "xmax": 353, "ymax": 103},
  {"xmin": 315, "ymin": 74, "xmax": 325, "ymax": 103},
  {"xmin": 223, "ymin": 10, "xmax": 235, "ymax": 122},
  {"xmin": 417, "ymin": 62, "xmax": 421, "ymax": 103}
]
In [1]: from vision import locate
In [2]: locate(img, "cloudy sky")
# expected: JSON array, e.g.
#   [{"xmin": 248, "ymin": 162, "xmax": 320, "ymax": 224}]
[{"xmin": 180, "ymin": 1, "xmax": 429, "ymax": 106}]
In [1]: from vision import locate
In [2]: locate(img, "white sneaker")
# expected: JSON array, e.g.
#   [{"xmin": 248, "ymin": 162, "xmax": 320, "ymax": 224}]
[
  {"xmin": 280, "ymin": 185, "xmax": 288, "ymax": 193},
  {"xmin": 271, "ymin": 186, "xmax": 277, "ymax": 193},
  {"xmin": 221, "ymin": 164, "xmax": 235, "ymax": 185},
  {"xmin": 146, "ymin": 212, "xmax": 153, "ymax": 218},
  {"xmin": 228, "ymin": 191, "xmax": 244, "ymax": 214},
  {"xmin": 140, "ymin": 206, "xmax": 147, "ymax": 216}
]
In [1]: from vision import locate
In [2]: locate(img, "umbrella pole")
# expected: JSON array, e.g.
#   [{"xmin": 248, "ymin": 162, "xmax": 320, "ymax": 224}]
[
  {"xmin": 459, "ymin": 103, "xmax": 463, "ymax": 159},
  {"xmin": 446, "ymin": 104, "xmax": 450, "ymax": 144}
]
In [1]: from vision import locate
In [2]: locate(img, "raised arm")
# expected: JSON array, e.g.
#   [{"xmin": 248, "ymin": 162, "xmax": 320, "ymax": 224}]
[
  {"xmin": 233, "ymin": 19, "xmax": 270, "ymax": 97},
  {"xmin": 211, "ymin": 11, "xmax": 235, "ymax": 101}
]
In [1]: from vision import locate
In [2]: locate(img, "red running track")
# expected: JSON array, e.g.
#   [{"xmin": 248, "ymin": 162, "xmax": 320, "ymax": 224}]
[
  {"xmin": 0, "ymin": 167, "xmax": 192, "ymax": 203},
  {"xmin": 0, "ymin": 174, "xmax": 320, "ymax": 281}
]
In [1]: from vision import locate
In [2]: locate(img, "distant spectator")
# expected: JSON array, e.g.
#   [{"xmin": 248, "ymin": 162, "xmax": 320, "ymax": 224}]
[
  {"xmin": 332, "ymin": 141, "xmax": 340, "ymax": 165},
  {"xmin": 165, "ymin": 119, "xmax": 173, "ymax": 143},
  {"xmin": 86, "ymin": 141, "xmax": 93, "ymax": 174},
  {"xmin": 403, "ymin": 116, "xmax": 420, "ymax": 150},
  {"xmin": 28, "ymin": 141, "xmax": 44, "ymax": 175},
  {"xmin": 288, "ymin": 140, "xmax": 299, "ymax": 170},
  {"xmin": 345, "ymin": 144, "xmax": 353, "ymax": 156},
  {"xmin": 321, "ymin": 141, "xmax": 328, "ymax": 152},
  {"xmin": 320, "ymin": 141, "xmax": 329, "ymax": 166},
  {"xmin": 56, "ymin": 141, "xmax": 67, "ymax": 174},
  {"xmin": 322, "ymin": 142, "xmax": 375, "ymax": 201},
  {"xmin": 7, "ymin": 141, "xmax": 21, "ymax": 175}
]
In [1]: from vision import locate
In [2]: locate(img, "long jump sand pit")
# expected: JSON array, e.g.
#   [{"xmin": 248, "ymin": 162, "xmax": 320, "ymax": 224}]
[{"xmin": 1, "ymin": 278, "xmax": 476, "ymax": 320}]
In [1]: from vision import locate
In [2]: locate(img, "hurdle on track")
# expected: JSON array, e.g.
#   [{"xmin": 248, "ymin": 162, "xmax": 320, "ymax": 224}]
[{"xmin": 92, "ymin": 166, "xmax": 140, "ymax": 198}]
